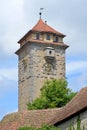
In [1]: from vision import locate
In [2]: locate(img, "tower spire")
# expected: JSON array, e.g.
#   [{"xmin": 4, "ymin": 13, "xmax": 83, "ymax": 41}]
[{"xmin": 39, "ymin": 8, "xmax": 44, "ymax": 19}]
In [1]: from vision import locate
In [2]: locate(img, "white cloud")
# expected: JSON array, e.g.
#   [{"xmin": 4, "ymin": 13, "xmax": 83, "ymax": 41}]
[
  {"xmin": 0, "ymin": 0, "xmax": 24, "ymax": 22},
  {"xmin": 66, "ymin": 61, "xmax": 87, "ymax": 75},
  {"xmin": 0, "ymin": 74, "xmax": 17, "ymax": 99},
  {"xmin": 68, "ymin": 72, "xmax": 87, "ymax": 91},
  {"xmin": 66, "ymin": 60, "xmax": 87, "ymax": 91},
  {"xmin": 0, "ymin": 33, "xmax": 19, "ymax": 56},
  {"xmin": 0, "ymin": 0, "xmax": 26, "ymax": 56},
  {"xmin": 0, "ymin": 68, "xmax": 17, "ymax": 81}
]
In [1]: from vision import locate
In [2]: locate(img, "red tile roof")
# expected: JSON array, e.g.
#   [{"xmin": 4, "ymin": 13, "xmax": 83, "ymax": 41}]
[
  {"xmin": 49, "ymin": 87, "xmax": 87, "ymax": 125},
  {"xmin": 18, "ymin": 19, "xmax": 65, "ymax": 43},
  {"xmin": 0, "ymin": 109, "xmax": 59, "ymax": 130},
  {"xmin": 32, "ymin": 19, "xmax": 65, "ymax": 36},
  {"xmin": 1, "ymin": 87, "xmax": 87, "ymax": 130}
]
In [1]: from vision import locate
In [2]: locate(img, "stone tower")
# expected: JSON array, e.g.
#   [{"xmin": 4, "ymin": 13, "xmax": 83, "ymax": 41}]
[{"xmin": 16, "ymin": 19, "xmax": 69, "ymax": 111}]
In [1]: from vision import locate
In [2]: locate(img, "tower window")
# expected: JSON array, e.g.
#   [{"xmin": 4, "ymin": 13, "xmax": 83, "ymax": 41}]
[
  {"xmin": 36, "ymin": 33, "xmax": 40, "ymax": 39},
  {"xmin": 46, "ymin": 34, "xmax": 50, "ymax": 40},
  {"xmin": 54, "ymin": 36, "xmax": 58, "ymax": 42},
  {"xmin": 49, "ymin": 50, "xmax": 52, "ymax": 54}
]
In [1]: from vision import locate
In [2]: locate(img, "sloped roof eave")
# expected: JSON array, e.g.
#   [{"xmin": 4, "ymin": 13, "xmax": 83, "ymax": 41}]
[
  {"xmin": 28, "ymin": 40, "xmax": 69, "ymax": 48},
  {"xmin": 15, "ymin": 40, "xmax": 69, "ymax": 55},
  {"xmin": 18, "ymin": 30, "xmax": 32, "ymax": 43},
  {"xmin": 48, "ymin": 87, "xmax": 87, "ymax": 125}
]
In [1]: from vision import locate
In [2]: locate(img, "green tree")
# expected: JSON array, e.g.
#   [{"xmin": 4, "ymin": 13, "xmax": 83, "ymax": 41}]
[
  {"xmin": 18, "ymin": 124, "xmax": 60, "ymax": 130},
  {"xmin": 27, "ymin": 79, "xmax": 77, "ymax": 110}
]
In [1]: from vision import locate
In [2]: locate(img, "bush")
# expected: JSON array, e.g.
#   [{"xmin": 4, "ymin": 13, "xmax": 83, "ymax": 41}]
[{"xmin": 18, "ymin": 124, "xmax": 60, "ymax": 130}]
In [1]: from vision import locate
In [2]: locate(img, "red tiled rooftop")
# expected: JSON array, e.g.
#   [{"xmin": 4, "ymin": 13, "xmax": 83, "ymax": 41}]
[
  {"xmin": 32, "ymin": 19, "xmax": 65, "ymax": 36},
  {"xmin": 0, "ymin": 87, "xmax": 87, "ymax": 130},
  {"xmin": 49, "ymin": 87, "xmax": 87, "ymax": 125},
  {"xmin": 18, "ymin": 19, "xmax": 65, "ymax": 43}
]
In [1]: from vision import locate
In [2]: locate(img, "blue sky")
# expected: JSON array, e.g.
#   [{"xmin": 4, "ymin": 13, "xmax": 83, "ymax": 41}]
[{"xmin": 0, "ymin": 0, "xmax": 87, "ymax": 120}]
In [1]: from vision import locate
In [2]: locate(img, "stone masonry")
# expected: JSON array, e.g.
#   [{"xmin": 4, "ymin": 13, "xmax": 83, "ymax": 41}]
[
  {"xmin": 57, "ymin": 110, "xmax": 87, "ymax": 130},
  {"xmin": 17, "ymin": 42, "xmax": 66, "ymax": 111}
]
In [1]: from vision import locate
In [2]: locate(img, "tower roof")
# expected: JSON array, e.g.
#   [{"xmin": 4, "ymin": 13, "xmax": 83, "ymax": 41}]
[
  {"xmin": 32, "ymin": 19, "xmax": 65, "ymax": 36},
  {"xmin": 18, "ymin": 19, "xmax": 66, "ymax": 43}
]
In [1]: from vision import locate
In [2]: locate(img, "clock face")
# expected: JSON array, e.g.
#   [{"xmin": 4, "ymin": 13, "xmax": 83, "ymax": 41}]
[{"xmin": 45, "ymin": 63, "xmax": 52, "ymax": 72}]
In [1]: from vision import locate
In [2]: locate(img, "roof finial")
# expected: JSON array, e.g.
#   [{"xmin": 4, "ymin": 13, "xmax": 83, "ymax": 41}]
[{"xmin": 39, "ymin": 8, "xmax": 44, "ymax": 19}]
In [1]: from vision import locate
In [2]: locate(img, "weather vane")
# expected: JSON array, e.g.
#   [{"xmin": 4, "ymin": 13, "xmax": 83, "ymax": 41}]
[{"xmin": 39, "ymin": 8, "xmax": 44, "ymax": 19}]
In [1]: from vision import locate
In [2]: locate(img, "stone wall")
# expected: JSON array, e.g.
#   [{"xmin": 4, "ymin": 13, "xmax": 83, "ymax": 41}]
[
  {"xmin": 57, "ymin": 110, "xmax": 87, "ymax": 130},
  {"xmin": 18, "ymin": 42, "xmax": 66, "ymax": 111}
]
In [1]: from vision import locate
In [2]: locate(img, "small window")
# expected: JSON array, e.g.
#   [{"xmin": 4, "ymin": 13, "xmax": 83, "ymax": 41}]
[
  {"xmin": 49, "ymin": 50, "xmax": 52, "ymax": 54},
  {"xmin": 36, "ymin": 33, "xmax": 40, "ymax": 39},
  {"xmin": 54, "ymin": 36, "xmax": 58, "ymax": 42},
  {"xmin": 46, "ymin": 34, "xmax": 50, "ymax": 40}
]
